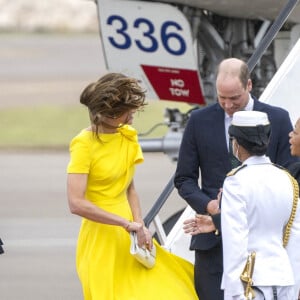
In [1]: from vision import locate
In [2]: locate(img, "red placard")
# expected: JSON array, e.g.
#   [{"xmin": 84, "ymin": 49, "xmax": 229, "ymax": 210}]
[{"xmin": 142, "ymin": 65, "xmax": 205, "ymax": 105}]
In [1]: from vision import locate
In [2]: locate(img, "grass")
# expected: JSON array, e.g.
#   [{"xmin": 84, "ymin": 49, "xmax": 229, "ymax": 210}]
[
  {"xmin": 0, "ymin": 101, "xmax": 193, "ymax": 150},
  {"xmin": 0, "ymin": 105, "xmax": 88, "ymax": 149}
]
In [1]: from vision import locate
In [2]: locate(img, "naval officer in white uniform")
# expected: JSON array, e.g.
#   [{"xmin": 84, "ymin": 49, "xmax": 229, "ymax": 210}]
[
  {"xmin": 183, "ymin": 110, "xmax": 300, "ymax": 299},
  {"xmin": 221, "ymin": 111, "xmax": 300, "ymax": 300}
]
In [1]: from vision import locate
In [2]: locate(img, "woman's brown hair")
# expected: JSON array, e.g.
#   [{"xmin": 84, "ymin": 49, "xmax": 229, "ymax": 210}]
[{"xmin": 80, "ymin": 73, "xmax": 147, "ymax": 137}]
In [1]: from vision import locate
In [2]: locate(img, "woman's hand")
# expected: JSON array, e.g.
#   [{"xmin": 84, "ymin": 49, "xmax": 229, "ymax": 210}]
[
  {"xmin": 125, "ymin": 221, "xmax": 153, "ymax": 250},
  {"xmin": 183, "ymin": 214, "xmax": 216, "ymax": 235},
  {"xmin": 137, "ymin": 226, "xmax": 153, "ymax": 250}
]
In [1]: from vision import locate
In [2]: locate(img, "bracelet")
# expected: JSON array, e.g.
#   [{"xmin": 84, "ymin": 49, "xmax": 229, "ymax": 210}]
[{"xmin": 125, "ymin": 222, "xmax": 131, "ymax": 231}]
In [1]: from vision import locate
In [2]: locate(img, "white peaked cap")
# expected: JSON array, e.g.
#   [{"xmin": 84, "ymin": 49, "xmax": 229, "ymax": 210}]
[{"xmin": 231, "ymin": 111, "xmax": 270, "ymax": 127}]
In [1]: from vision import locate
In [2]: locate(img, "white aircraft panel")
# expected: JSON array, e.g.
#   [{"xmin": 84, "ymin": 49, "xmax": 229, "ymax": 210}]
[
  {"xmin": 97, "ymin": 0, "xmax": 205, "ymax": 104},
  {"xmin": 123, "ymin": 0, "xmax": 300, "ymax": 23},
  {"xmin": 260, "ymin": 38, "xmax": 300, "ymax": 125}
]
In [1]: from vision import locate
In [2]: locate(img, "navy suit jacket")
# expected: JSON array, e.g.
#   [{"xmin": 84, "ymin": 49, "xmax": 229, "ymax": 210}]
[{"xmin": 174, "ymin": 98, "xmax": 299, "ymax": 250}]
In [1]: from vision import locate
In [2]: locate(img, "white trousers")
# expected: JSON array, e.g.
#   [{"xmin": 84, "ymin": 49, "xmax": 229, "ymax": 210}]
[
  {"xmin": 254, "ymin": 286, "xmax": 295, "ymax": 299},
  {"xmin": 226, "ymin": 285, "xmax": 295, "ymax": 300}
]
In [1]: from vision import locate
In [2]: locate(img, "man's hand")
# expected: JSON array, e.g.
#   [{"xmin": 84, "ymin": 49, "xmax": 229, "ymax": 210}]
[
  {"xmin": 207, "ymin": 199, "xmax": 220, "ymax": 215},
  {"xmin": 206, "ymin": 188, "xmax": 222, "ymax": 215}
]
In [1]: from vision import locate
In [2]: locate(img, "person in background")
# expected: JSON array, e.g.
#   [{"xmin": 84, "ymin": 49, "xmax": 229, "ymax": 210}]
[
  {"xmin": 0, "ymin": 238, "xmax": 3, "ymax": 254},
  {"xmin": 289, "ymin": 118, "xmax": 300, "ymax": 157},
  {"xmin": 289, "ymin": 117, "xmax": 300, "ymax": 184},
  {"xmin": 66, "ymin": 72, "xmax": 198, "ymax": 300},
  {"xmin": 174, "ymin": 57, "xmax": 298, "ymax": 300},
  {"xmin": 185, "ymin": 110, "xmax": 300, "ymax": 299},
  {"xmin": 289, "ymin": 117, "xmax": 300, "ymax": 300}
]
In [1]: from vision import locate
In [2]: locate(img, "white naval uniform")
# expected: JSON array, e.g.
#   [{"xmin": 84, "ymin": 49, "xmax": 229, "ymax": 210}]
[{"xmin": 221, "ymin": 155, "xmax": 300, "ymax": 300}]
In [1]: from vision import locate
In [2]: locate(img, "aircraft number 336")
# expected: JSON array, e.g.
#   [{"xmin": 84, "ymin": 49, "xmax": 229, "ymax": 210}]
[{"xmin": 106, "ymin": 15, "xmax": 187, "ymax": 56}]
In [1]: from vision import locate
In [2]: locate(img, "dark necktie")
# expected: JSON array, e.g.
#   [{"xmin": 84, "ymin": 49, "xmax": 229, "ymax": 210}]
[{"xmin": 229, "ymin": 138, "xmax": 241, "ymax": 169}]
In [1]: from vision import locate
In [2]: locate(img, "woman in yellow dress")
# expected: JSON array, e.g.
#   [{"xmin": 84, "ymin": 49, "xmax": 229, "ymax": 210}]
[{"xmin": 67, "ymin": 73, "xmax": 198, "ymax": 300}]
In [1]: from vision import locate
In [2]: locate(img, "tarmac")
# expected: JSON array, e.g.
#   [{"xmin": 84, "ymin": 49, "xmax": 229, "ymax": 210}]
[{"xmin": 0, "ymin": 34, "xmax": 186, "ymax": 299}]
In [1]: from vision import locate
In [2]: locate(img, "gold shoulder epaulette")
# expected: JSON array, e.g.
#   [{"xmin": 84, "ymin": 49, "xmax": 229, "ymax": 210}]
[
  {"xmin": 226, "ymin": 164, "xmax": 247, "ymax": 177},
  {"xmin": 272, "ymin": 163, "xmax": 286, "ymax": 171}
]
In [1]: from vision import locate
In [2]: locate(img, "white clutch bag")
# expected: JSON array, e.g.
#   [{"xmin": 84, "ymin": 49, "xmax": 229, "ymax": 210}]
[{"xmin": 129, "ymin": 232, "xmax": 156, "ymax": 269}]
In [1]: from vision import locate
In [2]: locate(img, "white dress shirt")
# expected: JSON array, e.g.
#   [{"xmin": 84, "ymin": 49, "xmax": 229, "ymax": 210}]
[{"xmin": 224, "ymin": 96, "xmax": 254, "ymax": 150}]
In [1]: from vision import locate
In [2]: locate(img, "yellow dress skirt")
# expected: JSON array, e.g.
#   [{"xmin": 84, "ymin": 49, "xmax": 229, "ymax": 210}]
[{"xmin": 67, "ymin": 126, "xmax": 198, "ymax": 300}]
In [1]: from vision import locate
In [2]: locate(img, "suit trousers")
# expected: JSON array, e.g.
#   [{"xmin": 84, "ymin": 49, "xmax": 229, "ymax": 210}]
[{"xmin": 194, "ymin": 244, "xmax": 224, "ymax": 300}]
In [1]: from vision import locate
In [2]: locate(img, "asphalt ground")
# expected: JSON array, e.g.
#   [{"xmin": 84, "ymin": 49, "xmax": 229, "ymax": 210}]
[
  {"xmin": 0, "ymin": 34, "xmax": 186, "ymax": 299},
  {"xmin": 0, "ymin": 33, "xmax": 106, "ymax": 108},
  {"xmin": 0, "ymin": 150, "xmax": 184, "ymax": 300}
]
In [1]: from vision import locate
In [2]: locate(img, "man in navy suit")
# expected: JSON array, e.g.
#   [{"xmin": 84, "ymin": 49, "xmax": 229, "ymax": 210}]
[{"xmin": 174, "ymin": 58, "xmax": 298, "ymax": 300}]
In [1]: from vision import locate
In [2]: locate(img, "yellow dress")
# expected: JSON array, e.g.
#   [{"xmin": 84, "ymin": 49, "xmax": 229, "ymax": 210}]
[{"xmin": 67, "ymin": 125, "xmax": 198, "ymax": 300}]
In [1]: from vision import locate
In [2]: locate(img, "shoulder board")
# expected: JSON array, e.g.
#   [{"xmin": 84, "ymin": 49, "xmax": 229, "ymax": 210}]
[
  {"xmin": 272, "ymin": 163, "xmax": 296, "ymax": 179},
  {"xmin": 226, "ymin": 164, "xmax": 247, "ymax": 177},
  {"xmin": 272, "ymin": 163, "xmax": 287, "ymax": 171}
]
